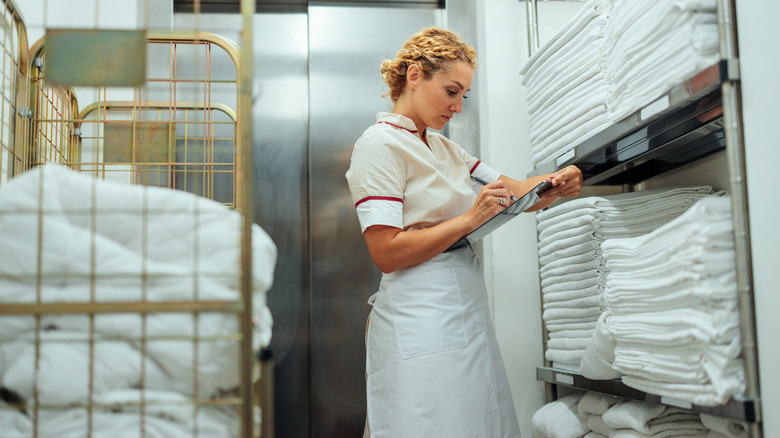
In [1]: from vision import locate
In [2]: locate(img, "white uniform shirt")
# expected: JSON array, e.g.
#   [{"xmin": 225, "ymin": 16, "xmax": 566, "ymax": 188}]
[{"xmin": 346, "ymin": 112, "xmax": 501, "ymax": 233}]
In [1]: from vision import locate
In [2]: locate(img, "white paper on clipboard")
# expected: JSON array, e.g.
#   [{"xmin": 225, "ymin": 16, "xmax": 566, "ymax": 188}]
[{"xmin": 446, "ymin": 179, "xmax": 552, "ymax": 251}]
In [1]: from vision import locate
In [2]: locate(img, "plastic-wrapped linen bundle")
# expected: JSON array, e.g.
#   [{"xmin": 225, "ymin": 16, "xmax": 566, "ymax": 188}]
[
  {"xmin": 537, "ymin": 186, "xmax": 715, "ymax": 370},
  {"xmin": 600, "ymin": 196, "xmax": 745, "ymax": 406},
  {"xmin": 604, "ymin": 0, "xmax": 719, "ymax": 123},
  {"xmin": 520, "ymin": 0, "xmax": 611, "ymax": 168}
]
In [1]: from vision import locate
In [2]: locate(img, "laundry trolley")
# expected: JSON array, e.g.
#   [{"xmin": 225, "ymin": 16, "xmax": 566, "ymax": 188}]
[{"xmin": 0, "ymin": 1, "xmax": 273, "ymax": 437}]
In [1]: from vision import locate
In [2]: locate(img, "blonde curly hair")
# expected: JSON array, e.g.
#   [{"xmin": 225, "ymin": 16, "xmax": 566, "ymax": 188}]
[{"xmin": 380, "ymin": 27, "xmax": 478, "ymax": 103}]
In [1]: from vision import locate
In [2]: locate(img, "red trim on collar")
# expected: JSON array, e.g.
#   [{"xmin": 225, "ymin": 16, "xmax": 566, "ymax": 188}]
[
  {"xmin": 377, "ymin": 121, "xmax": 418, "ymax": 134},
  {"xmin": 355, "ymin": 196, "xmax": 403, "ymax": 208},
  {"xmin": 470, "ymin": 160, "xmax": 481, "ymax": 174}
]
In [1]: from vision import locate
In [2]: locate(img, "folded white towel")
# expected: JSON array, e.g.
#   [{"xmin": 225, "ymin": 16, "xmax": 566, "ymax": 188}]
[
  {"xmin": 543, "ymin": 305, "xmax": 603, "ymax": 323},
  {"xmin": 578, "ymin": 392, "xmax": 622, "ymax": 417},
  {"xmin": 546, "ymin": 320, "xmax": 599, "ymax": 333},
  {"xmin": 537, "ymin": 224, "xmax": 598, "ymax": 253},
  {"xmin": 541, "ymin": 250, "xmax": 600, "ymax": 275},
  {"xmin": 545, "ymin": 347, "xmax": 587, "ymax": 365},
  {"xmin": 540, "ymin": 259, "xmax": 603, "ymax": 281},
  {"xmin": 588, "ymin": 415, "xmax": 614, "ymax": 437},
  {"xmin": 543, "ymin": 283, "xmax": 602, "ymax": 301},
  {"xmin": 543, "ymin": 276, "xmax": 601, "ymax": 295},
  {"xmin": 602, "ymin": 400, "xmax": 665, "ymax": 432},
  {"xmin": 532, "ymin": 393, "xmax": 590, "ymax": 438},
  {"xmin": 699, "ymin": 414, "xmax": 748, "ymax": 438},
  {"xmin": 549, "ymin": 327, "xmax": 597, "ymax": 341},
  {"xmin": 542, "ymin": 270, "xmax": 604, "ymax": 289},
  {"xmin": 620, "ymin": 375, "xmax": 733, "ymax": 406},
  {"xmin": 610, "ymin": 428, "xmax": 707, "ymax": 438},
  {"xmin": 539, "ymin": 240, "xmax": 600, "ymax": 266},
  {"xmin": 543, "ymin": 293, "xmax": 604, "ymax": 310},
  {"xmin": 547, "ymin": 337, "xmax": 594, "ymax": 351},
  {"xmin": 581, "ymin": 312, "xmax": 620, "ymax": 380}
]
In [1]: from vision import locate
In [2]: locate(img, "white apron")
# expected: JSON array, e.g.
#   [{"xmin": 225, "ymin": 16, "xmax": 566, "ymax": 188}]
[{"xmin": 365, "ymin": 246, "xmax": 521, "ymax": 438}]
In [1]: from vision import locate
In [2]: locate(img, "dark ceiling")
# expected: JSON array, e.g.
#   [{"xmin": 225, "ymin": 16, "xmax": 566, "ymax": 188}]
[{"xmin": 173, "ymin": 0, "xmax": 444, "ymax": 14}]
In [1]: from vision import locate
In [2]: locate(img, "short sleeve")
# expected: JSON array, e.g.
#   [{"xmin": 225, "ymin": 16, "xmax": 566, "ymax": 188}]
[{"xmin": 345, "ymin": 131, "xmax": 405, "ymax": 230}]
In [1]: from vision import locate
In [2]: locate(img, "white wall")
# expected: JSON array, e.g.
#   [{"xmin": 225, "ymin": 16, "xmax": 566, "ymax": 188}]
[
  {"xmin": 477, "ymin": 1, "xmax": 583, "ymax": 434},
  {"xmin": 737, "ymin": 0, "xmax": 780, "ymax": 434}
]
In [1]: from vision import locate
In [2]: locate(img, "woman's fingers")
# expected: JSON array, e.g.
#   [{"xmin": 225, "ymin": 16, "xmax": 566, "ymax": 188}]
[{"xmin": 543, "ymin": 166, "xmax": 583, "ymax": 198}]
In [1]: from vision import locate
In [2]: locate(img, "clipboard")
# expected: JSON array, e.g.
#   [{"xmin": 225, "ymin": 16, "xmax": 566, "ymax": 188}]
[{"xmin": 446, "ymin": 179, "xmax": 552, "ymax": 251}]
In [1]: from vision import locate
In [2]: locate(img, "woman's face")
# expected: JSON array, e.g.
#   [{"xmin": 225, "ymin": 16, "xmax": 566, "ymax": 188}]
[{"xmin": 412, "ymin": 61, "xmax": 473, "ymax": 131}]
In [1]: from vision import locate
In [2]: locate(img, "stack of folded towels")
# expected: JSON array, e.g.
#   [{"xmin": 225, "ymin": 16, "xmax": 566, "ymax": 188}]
[
  {"xmin": 533, "ymin": 392, "xmax": 747, "ymax": 438},
  {"xmin": 595, "ymin": 398, "xmax": 708, "ymax": 438},
  {"xmin": 604, "ymin": 0, "xmax": 720, "ymax": 123},
  {"xmin": 538, "ymin": 186, "xmax": 716, "ymax": 370},
  {"xmin": 583, "ymin": 196, "xmax": 745, "ymax": 406},
  {"xmin": 520, "ymin": 0, "xmax": 611, "ymax": 167},
  {"xmin": 521, "ymin": 0, "xmax": 719, "ymax": 167}
]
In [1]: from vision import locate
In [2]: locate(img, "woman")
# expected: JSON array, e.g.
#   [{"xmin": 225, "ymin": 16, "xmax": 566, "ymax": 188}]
[{"xmin": 345, "ymin": 27, "xmax": 583, "ymax": 437}]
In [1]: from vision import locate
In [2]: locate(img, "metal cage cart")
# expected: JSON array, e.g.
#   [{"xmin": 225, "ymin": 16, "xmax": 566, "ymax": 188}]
[{"xmin": 0, "ymin": 1, "xmax": 269, "ymax": 437}]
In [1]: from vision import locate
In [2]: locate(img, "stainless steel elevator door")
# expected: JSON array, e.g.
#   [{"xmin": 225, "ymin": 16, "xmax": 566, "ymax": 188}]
[
  {"xmin": 308, "ymin": 6, "xmax": 442, "ymax": 437},
  {"xmin": 251, "ymin": 13, "xmax": 312, "ymax": 438}
]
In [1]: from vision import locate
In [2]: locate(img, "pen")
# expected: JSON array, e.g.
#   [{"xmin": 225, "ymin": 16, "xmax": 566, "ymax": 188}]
[{"xmin": 470, "ymin": 175, "xmax": 520, "ymax": 202}]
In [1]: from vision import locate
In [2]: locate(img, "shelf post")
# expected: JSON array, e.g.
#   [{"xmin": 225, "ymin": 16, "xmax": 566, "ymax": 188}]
[
  {"xmin": 717, "ymin": 0, "xmax": 763, "ymax": 434},
  {"xmin": 525, "ymin": 0, "xmax": 540, "ymax": 57}
]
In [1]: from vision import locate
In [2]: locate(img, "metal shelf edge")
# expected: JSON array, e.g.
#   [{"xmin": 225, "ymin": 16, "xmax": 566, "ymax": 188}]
[
  {"xmin": 536, "ymin": 366, "xmax": 759, "ymax": 423},
  {"xmin": 527, "ymin": 60, "xmax": 732, "ymax": 180}
]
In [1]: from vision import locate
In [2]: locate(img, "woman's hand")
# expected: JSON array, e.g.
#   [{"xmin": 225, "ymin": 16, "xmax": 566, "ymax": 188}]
[
  {"xmin": 464, "ymin": 179, "xmax": 515, "ymax": 228},
  {"xmin": 539, "ymin": 165, "xmax": 583, "ymax": 200}
]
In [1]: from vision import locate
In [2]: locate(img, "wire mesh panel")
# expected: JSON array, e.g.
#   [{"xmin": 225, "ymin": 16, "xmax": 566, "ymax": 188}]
[
  {"xmin": 0, "ymin": 24, "xmax": 269, "ymax": 438},
  {"xmin": 0, "ymin": 0, "xmax": 27, "ymax": 185},
  {"xmin": 28, "ymin": 32, "xmax": 240, "ymax": 208}
]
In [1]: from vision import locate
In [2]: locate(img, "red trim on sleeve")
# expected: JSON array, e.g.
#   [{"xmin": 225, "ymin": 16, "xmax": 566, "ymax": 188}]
[
  {"xmin": 470, "ymin": 160, "xmax": 481, "ymax": 174},
  {"xmin": 355, "ymin": 196, "xmax": 403, "ymax": 208},
  {"xmin": 377, "ymin": 121, "xmax": 418, "ymax": 134}
]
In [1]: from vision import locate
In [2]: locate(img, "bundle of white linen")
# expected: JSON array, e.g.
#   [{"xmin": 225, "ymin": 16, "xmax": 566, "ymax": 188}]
[
  {"xmin": 537, "ymin": 187, "xmax": 715, "ymax": 369},
  {"xmin": 604, "ymin": 0, "xmax": 719, "ymax": 123},
  {"xmin": 532, "ymin": 393, "xmax": 590, "ymax": 438},
  {"xmin": 0, "ymin": 389, "xmax": 251, "ymax": 438},
  {"xmin": 520, "ymin": 0, "xmax": 611, "ymax": 167},
  {"xmin": 600, "ymin": 196, "xmax": 745, "ymax": 406},
  {"xmin": 602, "ymin": 400, "xmax": 708, "ymax": 437},
  {"xmin": 0, "ymin": 164, "xmax": 277, "ymax": 428},
  {"xmin": 0, "ymin": 164, "xmax": 276, "ymax": 346}
]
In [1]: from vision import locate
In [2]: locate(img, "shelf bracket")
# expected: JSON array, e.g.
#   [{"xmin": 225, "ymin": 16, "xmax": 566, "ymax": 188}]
[{"xmin": 720, "ymin": 57, "xmax": 741, "ymax": 81}]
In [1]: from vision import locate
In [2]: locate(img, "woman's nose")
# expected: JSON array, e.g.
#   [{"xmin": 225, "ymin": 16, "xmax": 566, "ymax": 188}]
[{"xmin": 451, "ymin": 98, "xmax": 463, "ymax": 113}]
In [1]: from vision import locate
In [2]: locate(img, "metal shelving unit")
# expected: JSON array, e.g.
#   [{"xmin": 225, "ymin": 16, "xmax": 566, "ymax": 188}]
[
  {"xmin": 527, "ymin": 61, "xmax": 729, "ymax": 186},
  {"xmin": 537, "ymin": 367, "xmax": 759, "ymax": 422},
  {"xmin": 524, "ymin": 0, "xmax": 762, "ymax": 434}
]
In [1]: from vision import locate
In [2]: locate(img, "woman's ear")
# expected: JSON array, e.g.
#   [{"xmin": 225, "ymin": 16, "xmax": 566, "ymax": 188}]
[{"xmin": 406, "ymin": 63, "xmax": 421, "ymax": 90}]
